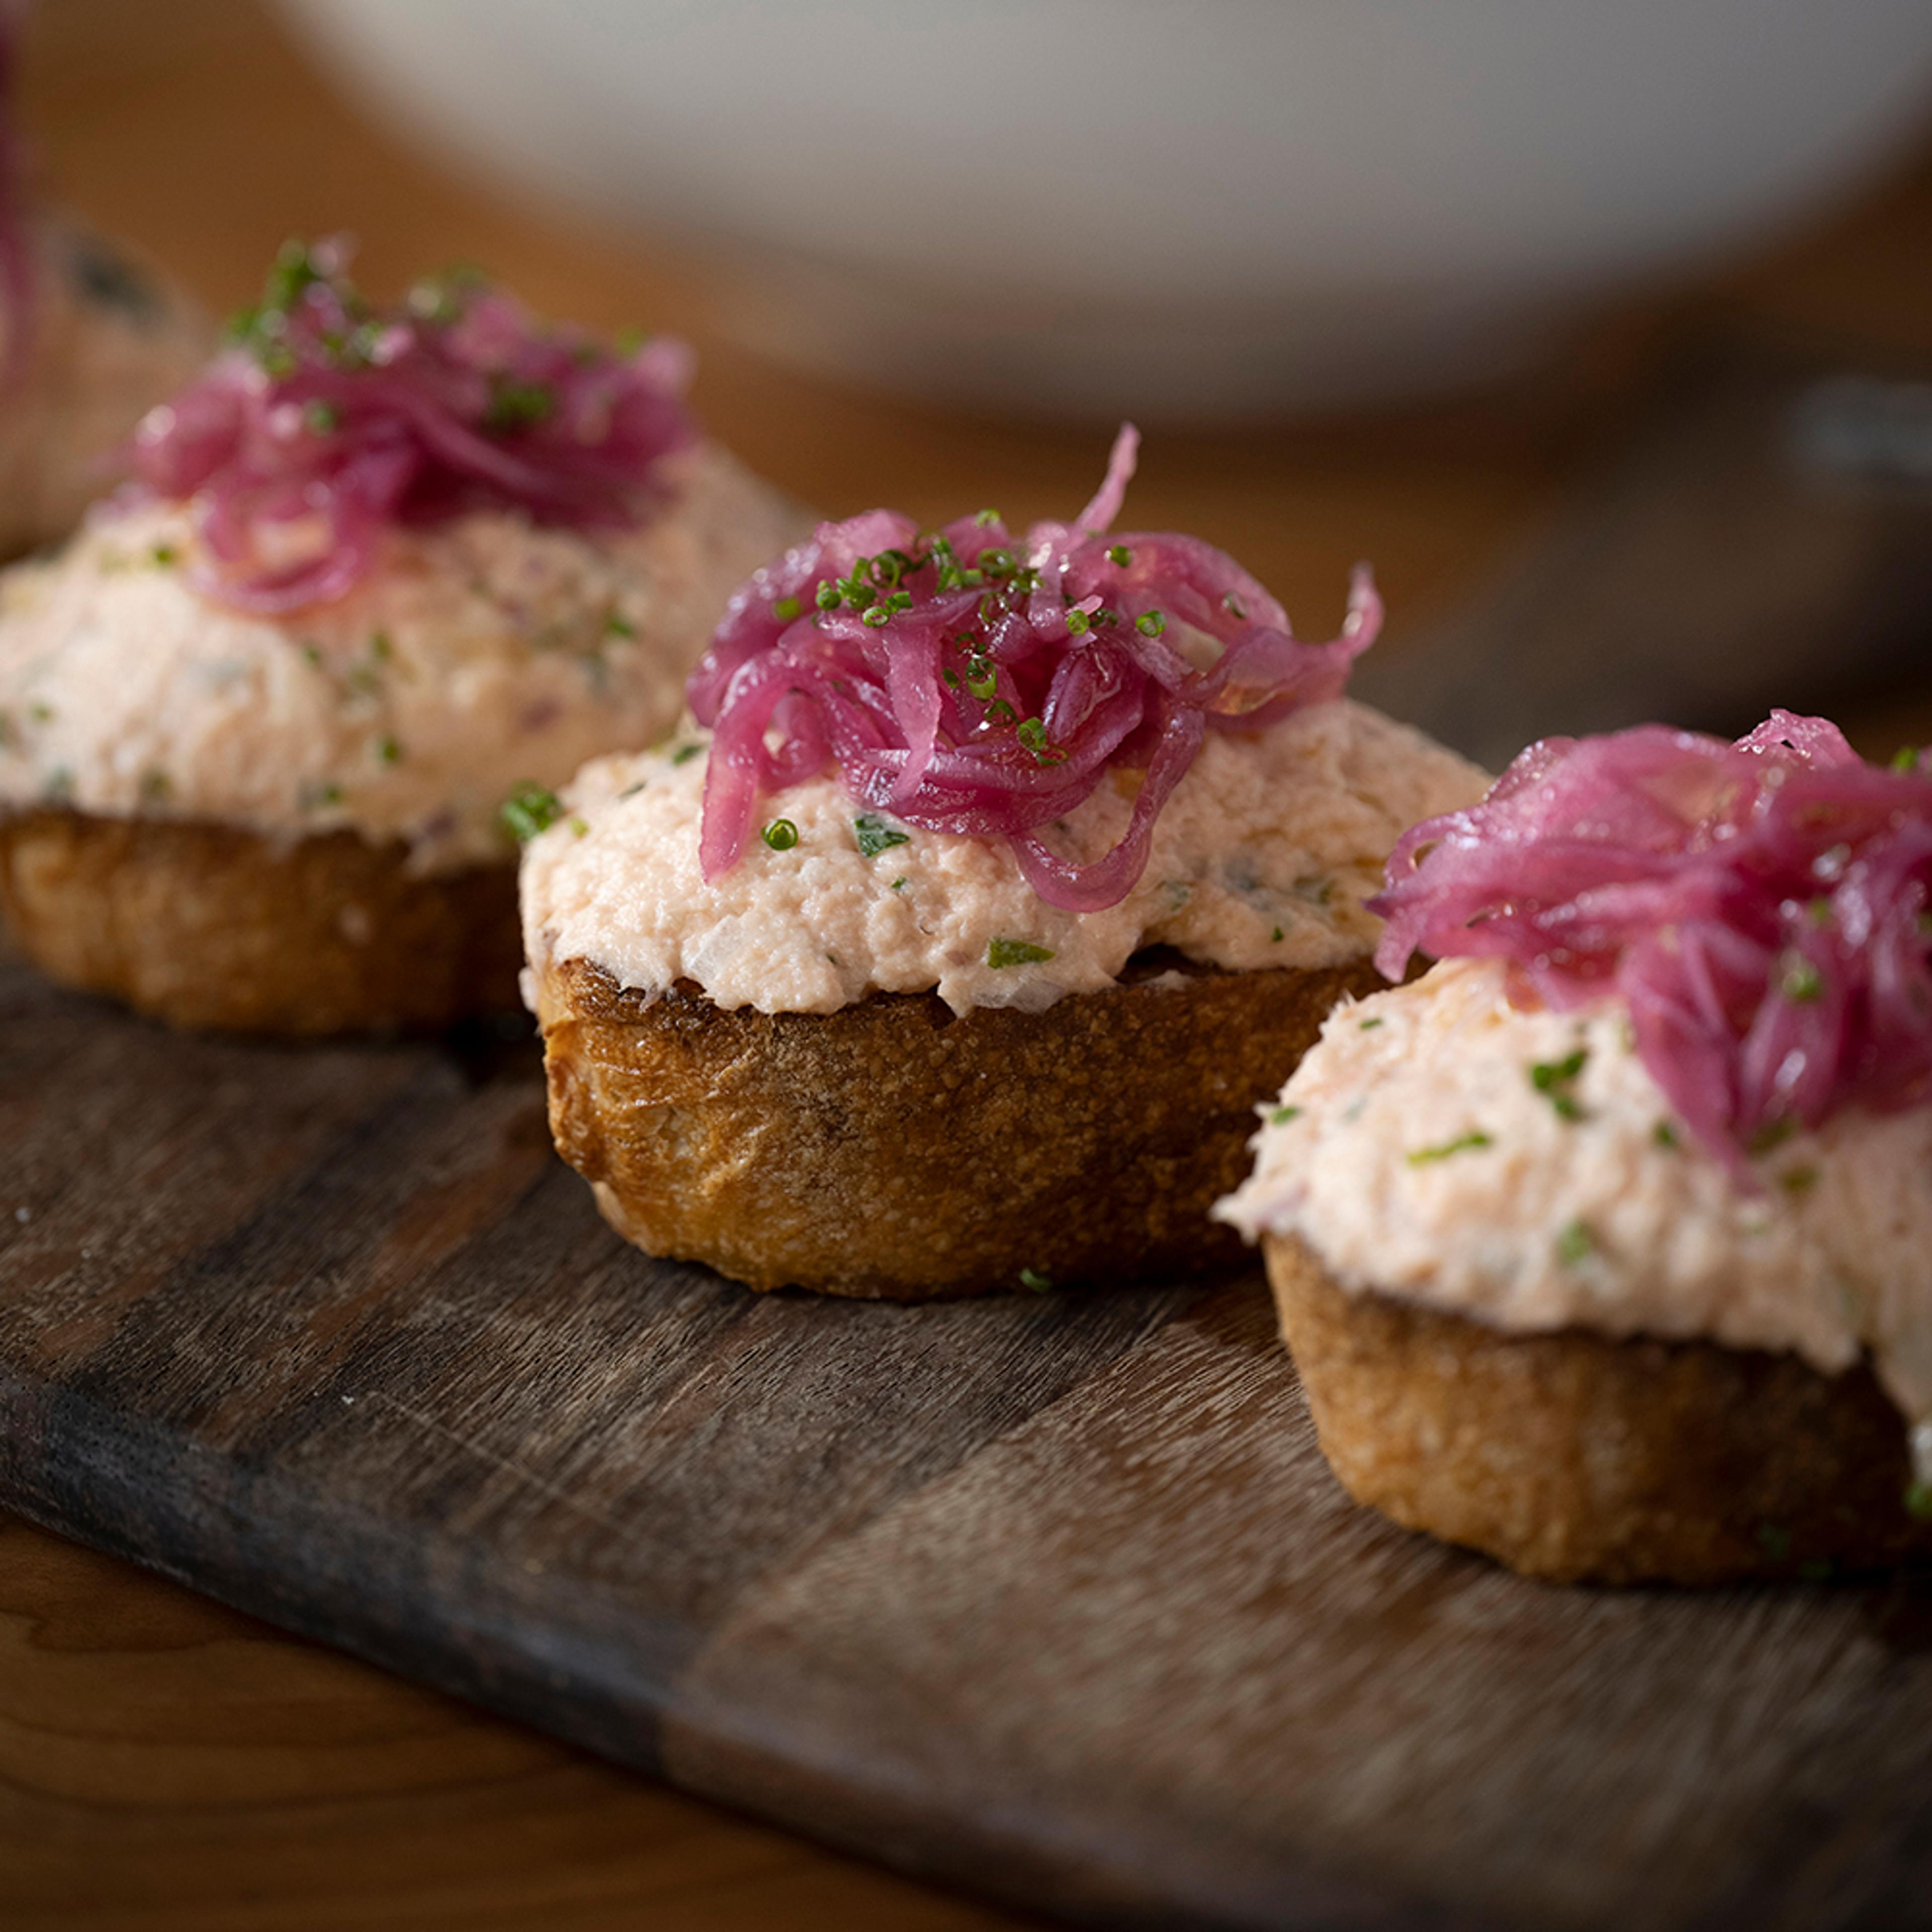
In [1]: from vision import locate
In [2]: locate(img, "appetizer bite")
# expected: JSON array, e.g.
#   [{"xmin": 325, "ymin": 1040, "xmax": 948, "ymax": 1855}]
[
  {"xmin": 1219, "ymin": 712, "xmax": 1932, "ymax": 1583},
  {"xmin": 521, "ymin": 429, "xmax": 1486, "ymax": 1299},
  {"xmin": 0, "ymin": 240, "xmax": 804, "ymax": 1033}
]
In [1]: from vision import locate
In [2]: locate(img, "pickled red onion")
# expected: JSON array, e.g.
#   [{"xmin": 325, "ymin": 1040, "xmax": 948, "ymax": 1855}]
[
  {"xmin": 125, "ymin": 239, "xmax": 696, "ymax": 614},
  {"xmin": 1372, "ymin": 711, "xmax": 1932, "ymax": 1166},
  {"xmin": 688, "ymin": 426, "xmax": 1379, "ymax": 912}
]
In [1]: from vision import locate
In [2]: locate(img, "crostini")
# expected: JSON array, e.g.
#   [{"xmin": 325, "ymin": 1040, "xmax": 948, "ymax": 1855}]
[
  {"xmin": 521, "ymin": 428, "xmax": 1487, "ymax": 1298},
  {"xmin": 0, "ymin": 240, "xmax": 804, "ymax": 1033},
  {"xmin": 1218, "ymin": 711, "xmax": 1932, "ymax": 1583}
]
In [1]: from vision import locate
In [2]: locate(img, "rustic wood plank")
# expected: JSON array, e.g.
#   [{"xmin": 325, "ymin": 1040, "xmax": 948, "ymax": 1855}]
[{"xmin": 8, "ymin": 956, "xmax": 1932, "ymax": 1930}]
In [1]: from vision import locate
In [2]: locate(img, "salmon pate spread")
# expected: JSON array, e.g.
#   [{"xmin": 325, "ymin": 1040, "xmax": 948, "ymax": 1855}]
[
  {"xmin": 1217, "ymin": 956, "xmax": 1932, "ymax": 1466},
  {"xmin": 0, "ymin": 444, "xmax": 804, "ymax": 875},
  {"xmin": 519, "ymin": 697, "xmax": 1487, "ymax": 1016}
]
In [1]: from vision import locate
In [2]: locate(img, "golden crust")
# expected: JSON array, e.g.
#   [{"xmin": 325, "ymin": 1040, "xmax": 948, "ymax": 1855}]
[
  {"xmin": 0, "ymin": 807, "xmax": 522, "ymax": 1035},
  {"xmin": 533, "ymin": 950, "xmax": 1384, "ymax": 1300},
  {"xmin": 1264, "ymin": 1231, "xmax": 1932, "ymax": 1584}
]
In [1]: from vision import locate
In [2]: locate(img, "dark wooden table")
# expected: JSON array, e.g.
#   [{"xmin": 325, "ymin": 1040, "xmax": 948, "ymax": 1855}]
[{"xmin": 7, "ymin": 3, "xmax": 1932, "ymax": 1926}]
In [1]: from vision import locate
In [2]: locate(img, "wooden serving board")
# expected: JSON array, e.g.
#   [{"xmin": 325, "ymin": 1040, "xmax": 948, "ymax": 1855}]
[{"xmin": 6, "ymin": 955, "xmax": 1932, "ymax": 1931}]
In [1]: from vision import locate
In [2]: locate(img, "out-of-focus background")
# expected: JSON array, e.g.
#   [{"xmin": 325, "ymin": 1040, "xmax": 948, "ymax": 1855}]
[{"xmin": 7, "ymin": 1, "xmax": 1932, "ymax": 1924}]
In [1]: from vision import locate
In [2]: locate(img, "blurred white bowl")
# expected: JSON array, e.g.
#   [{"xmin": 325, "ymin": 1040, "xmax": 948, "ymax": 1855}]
[{"xmin": 279, "ymin": 0, "xmax": 1932, "ymax": 420}]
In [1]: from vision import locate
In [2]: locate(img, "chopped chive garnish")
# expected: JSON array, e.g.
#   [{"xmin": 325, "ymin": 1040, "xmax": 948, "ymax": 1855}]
[
  {"xmin": 1106, "ymin": 544, "xmax": 1132, "ymax": 567},
  {"xmin": 369, "ymin": 630, "xmax": 392, "ymax": 660},
  {"xmin": 1018, "ymin": 1266, "xmax": 1053, "ymax": 1293},
  {"xmin": 1894, "ymin": 745, "xmax": 1920, "ymax": 772},
  {"xmin": 671, "ymin": 742, "xmax": 702, "ymax": 766},
  {"xmin": 988, "ymin": 937, "xmax": 1055, "ymax": 969},
  {"xmin": 1064, "ymin": 608, "xmax": 1090, "ymax": 634},
  {"xmin": 375, "ymin": 734, "xmax": 401, "ymax": 765},
  {"xmin": 974, "ymin": 507, "xmax": 1000, "ymax": 528},
  {"xmin": 304, "ymin": 399, "xmax": 340, "ymax": 434},
  {"xmin": 151, "ymin": 542, "xmax": 179, "ymax": 566},
  {"xmin": 815, "ymin": 581, "xmax": 842, "ymax": 611},
  {"xmin": 1530, "ymin": 1046, "xmax": 1588, "ymax": 1120},
  {"xmin": 1782, "ymin": 957, "xmax": 1824, "ymax": 1003},
  {"xmin": 853, "ymin": 812, "xmax": 910, "ymax": 858},
  {"xmin": 1223, "ymin": 592, "xmax": 1248, "ymax": 620},
  {"xmin": 1269, "ymin": 1105, "xmax": 1301, "ymax": 1126},
  {"xmin": 1780, "ymin": 1165, "xmax": 1819, "ymax": 1194},
  {"xmin": 1653, "ymin": 1120, "xmax": 1680, "ymax": 1150},
  {"xmin": 1269, "ymin": 925, "xmax": 1283, "ymax": 942},
  {"xmin": 1407, "ymin": 1130, "xmax": 1493, "ymax": 1165},
  {"xmin": 605, "ymin": 612, "xmax": 637, "ymax": 638},
  {"xmin": 569, "ymin": 816, "xmax": 589, "ymax": 838},
  {"xmin": 1556, "ymin": 1218, "xmax": 1594, "ymax": 1265},
  {"xmin": 771, "ymin": 595, "xmax": 802, "ymax": 623},
  {"xmin": 1135, "ymin": 610, "xmax": 1166, "ymax": 637},
  {"xmin": 501, "ymin": 781, "xmax": 562, "ymax": 842},
  {"xmin": 761, "ymin": 818, "xmax": 800, "ymax": 851},
  {"xmin": 1359, "ymin": 1016, "xmax": 1384, "ymax": 1031}
]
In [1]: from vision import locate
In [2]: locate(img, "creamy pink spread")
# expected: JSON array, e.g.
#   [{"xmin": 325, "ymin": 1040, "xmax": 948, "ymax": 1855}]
[
  {"xmin": 519, "ymin": 697, "xmax": 1487, "ymax": 1015},
  {"xmin": 0, "ymin": 444, "xmax": 806, "ymax": 873}
]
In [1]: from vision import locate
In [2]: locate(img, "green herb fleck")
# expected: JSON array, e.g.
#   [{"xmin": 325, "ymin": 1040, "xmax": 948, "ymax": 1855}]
[
  {"xmin": 28, "ymin": 702, "xmax": 52, "ymax": 724},
  {"xmin": 613, "ymin": 324, "xmax": 648, "ymax": 356},
  {"xmin": 1106, "ymin": 544, "xmax": 1132, "ymax": 567},
  {"xmin": 1407, "ymin": 1130, "xmax": 1493, "ymax": 1165},
  {"xmin": 890, "ymin": 876, "xmax": 909, "ymax": 892},
  {"xmin": 853, "ymin": 812, "xmax": 910, "ymax": 859},
  {"xmin": 1530, "ymin": 1046, "xmax": 1589, "ymax": 1120},
  {"xmin": 1894, "ymin": 744, "xmax": 1921, "ymax": 773},
  {"xmin": 1359, "ymin": 1016, "xmax": 1384, "ymax": 1031},
  {"xmin": 1780, "ymin": 1165, "xmax": 1819, "ymax": 1195},
  {"xmin": 369, "ymin": 630, "xmax": 392, "ymax": 661},
  {"xmin": 974, "ymin": 508, "xmax": 1000, "ymax": 528},
  {"xmin": 1781, "ymin": 956, "xmax": 1824, "ymax": 1004},
  {"xmin": 815, "ymin": 581, "xmax": 842, "ymax": 612},
  {"xmin": 1018, "ymin": 1266, "xmax": 1053, "ymax": 1293},
  {"xmin": 772, "ymin": 595, "xmax": 802, "ymax": 623},
  {"xmin": 671, "ymin": 742, "xmax": 702, "ymax": 766},
  {"xmin": 304, "ymin": 399, "xmax": 340, "ymax": 434},
  {"xmin": 1653, "ymin": 1120, "xmax": 1680, "ymax": 1150},
  {"xmin": 139, "ymin": 769, "xmax": 171, "ymax": 803},
  {"xmin": 1806, "ymin": 896, "xmax": 1834, "ymax": 927},
  {"xmin": 1556, "ymin": 1218, "xmax": 1594, "ymax": 1266},
  {"xmin": 300, "ymin": 643, "xmax": 324, "ymax": 669},
  {"xmin": 1270, "ymin": 925, "xmax": 1283, "ymax": 942},
  {"xmin": 1135, "ymin": 610, "xmax": 1166, "ymax": 637},
  {"xmin": 150, "ymin": 542, "xmax": 179, "ymax": 567},
  {"xmin": 605, "ymin": 612, "xmax": 637, "ymax": 639},
  {"xmin": 761, "ymin": 818, "xmax": 799, "ymax": 851},
  {"xmin": 501, "ymin": 781, "xmax": 562, "ymax": 842},
  {"xmin": 1269, "ymin": 1105, "xmax": 1302, "ymax": 1126},
  {"xmin": 988, "ymin": 937, "xmax": 1055, "ymax": 969},
  {"xmin": 1223, "ymin": 592, "xmax": 1248, "ymax": 620},
  {"xmin": 1748, "ymin": 1117, "xmax": 1796, "ymax": 1156},
  {"xmin": 569, "ymin": 816, "xmax": 590, "ymax": 838},
  {"xmin": 375, "ymin": 734, "xmax": 401, "ymax": 766},
  {"xmin": 485, "ymin": 378, "xmax": 555, "ymax": 432}
]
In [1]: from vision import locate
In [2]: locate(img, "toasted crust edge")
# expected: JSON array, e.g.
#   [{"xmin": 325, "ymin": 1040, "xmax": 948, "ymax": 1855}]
[
  {"xmin": 532, "ymin": 949, "xmax": 1385, "ymax": 1300},
  {"xmin": 1263, "ymin": 1230, "xmax": 1932, "ymax": 1583},
  {"xmin": 0, "ymin": 807, "xmax": 522, "ymax": 1035}
]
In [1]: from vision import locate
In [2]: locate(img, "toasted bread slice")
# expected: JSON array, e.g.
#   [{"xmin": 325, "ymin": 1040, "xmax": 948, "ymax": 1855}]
[
  {"xmin": 0, "ymin": 807, "xmax": 520, "ymax": 1034},
  {"xmin": 1265, "ymin": 1231, "xmax": 1932, "ymax": 1584},
  {"xmin": 532, "ymin": 949, "xmax": 1383, "ymax": 1300}
]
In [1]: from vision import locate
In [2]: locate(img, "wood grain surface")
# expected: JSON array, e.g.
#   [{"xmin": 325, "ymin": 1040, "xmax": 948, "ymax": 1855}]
[
  {"xmin": 8, "ymin": 952, "xmax": 1932, "ymax": 1931},
  {"xmin": 7, "ymin": 1, "xmax": 1932, "ymax": 1926}
]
